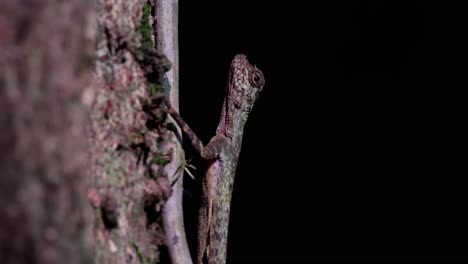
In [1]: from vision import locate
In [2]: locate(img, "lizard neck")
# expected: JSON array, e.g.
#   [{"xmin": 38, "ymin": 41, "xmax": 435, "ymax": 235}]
[{"xmin": 216, "ymin": 97, "xmax": 249, "ymax": 153}]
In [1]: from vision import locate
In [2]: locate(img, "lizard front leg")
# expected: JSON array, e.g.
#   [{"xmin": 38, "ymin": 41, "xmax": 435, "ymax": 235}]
[{"xmin": 161, "ymin": 96, "xmax": 228, "ymax": 159}]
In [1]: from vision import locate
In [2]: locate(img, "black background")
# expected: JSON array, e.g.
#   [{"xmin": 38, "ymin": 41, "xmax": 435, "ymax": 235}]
[{"xmin": 178, "ymin": 1, "xmax": 464, "ymax": 262}]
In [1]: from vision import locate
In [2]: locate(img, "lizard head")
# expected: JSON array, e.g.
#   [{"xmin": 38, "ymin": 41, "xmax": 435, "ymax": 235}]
[{"xmin": 227, "ymin": 54, "xmax": 265, "ymax": 112}]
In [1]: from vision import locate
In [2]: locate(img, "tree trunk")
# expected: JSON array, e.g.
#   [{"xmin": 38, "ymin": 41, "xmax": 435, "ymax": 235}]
[
  {"xmin": 0, "ymin": 0, "xmax": 178, "ymax": 262},
  {"xmin": 0, "ymin": 0, "xmax": 94, "ymax": 263},
  {"xmin": 90, "ymin": 0, "xmax": 173, "ymax": 263}
]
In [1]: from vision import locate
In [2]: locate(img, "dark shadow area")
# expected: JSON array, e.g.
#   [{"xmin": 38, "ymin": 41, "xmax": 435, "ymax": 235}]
[{"xmin": 179, "ymin": 1, "xmax": 463, "ymax": 262}]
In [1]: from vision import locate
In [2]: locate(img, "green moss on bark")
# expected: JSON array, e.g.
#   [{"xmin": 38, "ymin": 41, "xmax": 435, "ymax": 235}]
[
  {"xmin": 136, "ymin": 2, "xmax": 154, "ymax": 52},
  {"xmin": 132, "ymin": 1, "xmax": 170, "ymax": 96}
]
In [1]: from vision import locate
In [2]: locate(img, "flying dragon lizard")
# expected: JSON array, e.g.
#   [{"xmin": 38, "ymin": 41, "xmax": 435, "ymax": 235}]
[{"xmin": 162, "ymin": 54, "xmax": 265, "ymax": 264}]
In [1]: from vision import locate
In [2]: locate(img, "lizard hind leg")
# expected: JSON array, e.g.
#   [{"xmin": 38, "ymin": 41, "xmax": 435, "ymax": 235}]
[
  {"xmin": 198, "ymin": 169, "xmax": 216, "ymax": 264},
  {"xmin": 197, "ymin": 189, "xmax": 209, "ymax": 264},
  {"xmin": 201, "ymin": 134, "xmax": 229, "ymax": 160}
]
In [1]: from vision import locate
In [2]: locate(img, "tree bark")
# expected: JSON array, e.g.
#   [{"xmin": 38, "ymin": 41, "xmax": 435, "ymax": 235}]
[
  {"xmin": 90, "ymin": 0, "xmax": 173, "ymax": 263},
  {"xmin": 0, "ymin": 0, "xmax": 179, "ymax": 263},
  {"xmin": 0, "ymin": 0, "xmax": 94, "ymax": 263}
]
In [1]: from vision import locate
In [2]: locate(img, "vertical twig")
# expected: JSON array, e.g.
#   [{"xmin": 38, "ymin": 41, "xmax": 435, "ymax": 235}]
[{"xmin": 155, "ymin": 0, "xmax": 192, "ymax": 263}]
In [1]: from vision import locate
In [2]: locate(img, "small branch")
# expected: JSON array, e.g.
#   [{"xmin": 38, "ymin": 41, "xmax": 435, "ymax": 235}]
[{"xmin": 155, "ymin": 0, "xmax": 192, "ymax": 263}]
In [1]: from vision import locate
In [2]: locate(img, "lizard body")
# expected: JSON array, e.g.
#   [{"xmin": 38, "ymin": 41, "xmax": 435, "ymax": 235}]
[{"xmin": 163, "ymin": 54, "xmax": 264, "ymax": 264}]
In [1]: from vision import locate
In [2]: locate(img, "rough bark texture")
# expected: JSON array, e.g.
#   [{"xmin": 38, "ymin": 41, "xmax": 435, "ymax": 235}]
[
  {"xmin": 0, "ymin": 0, "xmax": 94, "ymax": 263},
  {"xmin": 90, "ymin": 0, "xmax": 173, "ymax": 263}
]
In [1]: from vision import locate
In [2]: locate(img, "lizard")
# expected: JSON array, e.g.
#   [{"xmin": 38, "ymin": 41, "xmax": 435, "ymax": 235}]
[{"xmin": 161, "ymin": 54, "xmax": 265, "ymax": 264}]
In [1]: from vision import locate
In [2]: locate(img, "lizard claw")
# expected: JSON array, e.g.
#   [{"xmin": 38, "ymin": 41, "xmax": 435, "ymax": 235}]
[{"xmin": 172, "ymin": 158, "xmax": 197, "ymax": 186}]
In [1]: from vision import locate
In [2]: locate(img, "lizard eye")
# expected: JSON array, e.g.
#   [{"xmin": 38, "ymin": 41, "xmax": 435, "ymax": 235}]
[{"xmin": 249, "ymin": 68, "xmax": 265, "ymax": 91}]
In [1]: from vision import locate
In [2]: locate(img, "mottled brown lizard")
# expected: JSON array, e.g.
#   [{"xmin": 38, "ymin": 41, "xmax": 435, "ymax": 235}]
[{"xmin": 162, "ymin": 54, "xmax": 264, "ymax": 264}]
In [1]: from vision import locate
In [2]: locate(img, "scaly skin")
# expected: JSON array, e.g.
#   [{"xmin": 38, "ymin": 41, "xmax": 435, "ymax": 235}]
[{"xmin": 164, "ymin": 54, "xmax": 264, "ymax": 264}]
